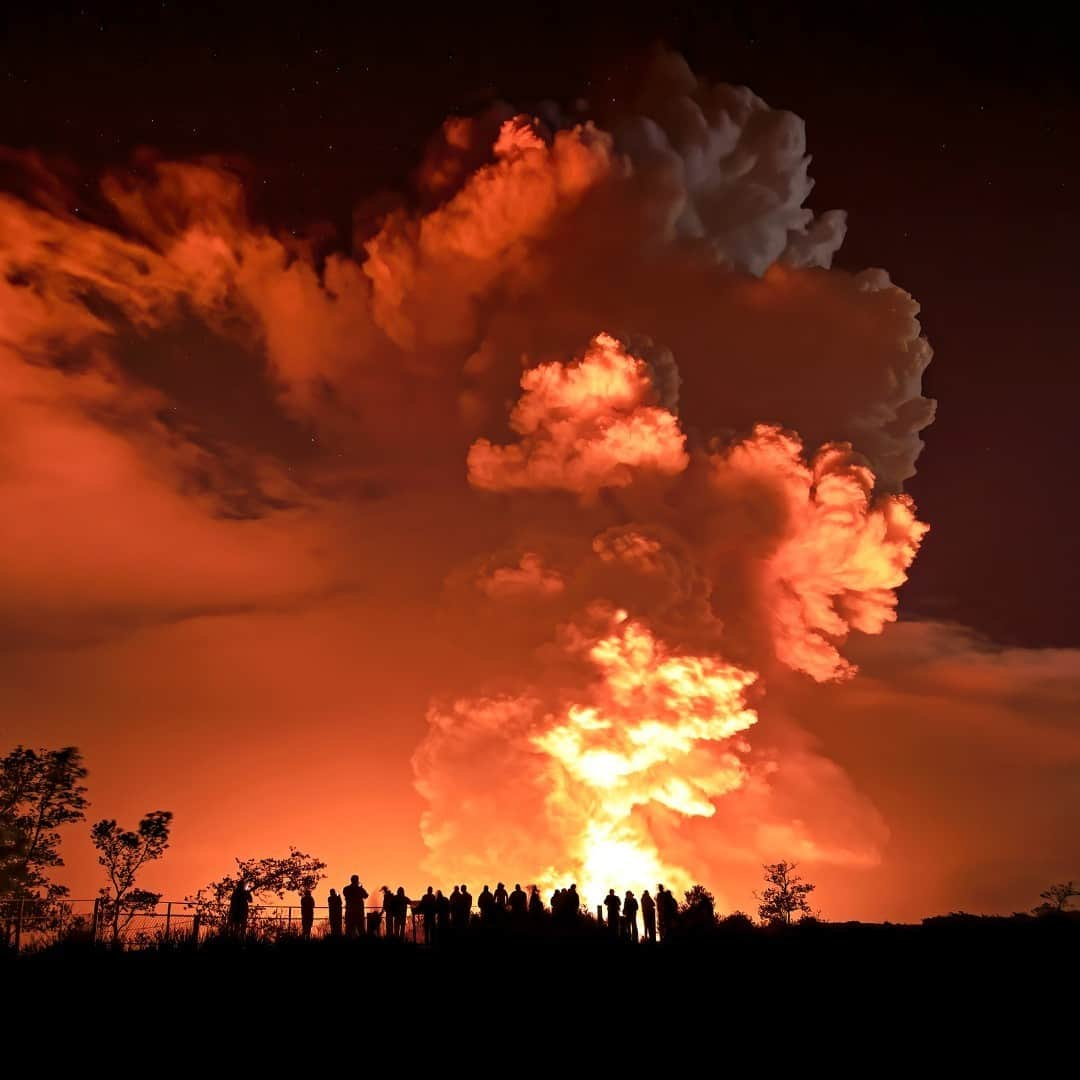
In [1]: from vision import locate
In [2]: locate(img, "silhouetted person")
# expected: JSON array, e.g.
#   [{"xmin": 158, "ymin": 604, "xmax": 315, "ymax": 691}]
[
  {"xmin": 418, "ymin": 886, "xmax": 437, "ymax": 945},
  {"xmin": 327, "ymin": 888, "xmax": 343, "ymax": 937},
  {"xmin": 604, "ymin": 888, "xmax": 621, "ymax": 933},
  {"xmin": 435, "ymin": 889, "xmax": 451, "ymax": 938},
  {"xmin": 640, "ymin": 890, "xmax": 656, "ymax": 943},
  {"xmin": 550, "ymin": 888, "xmax": 563, "ymax": 918},
  {"xmin": 656, "ymin": 884, "xmax": 678, "ymax": 941},
  {"xmin": 623, "ymin": 890, "xmax": 639, "ymax": 943},
  {"xmin": 300, "ymin": 888, "xmax": 315, "ymax": 939},
  {"xmin": 509, "ymin": 883, "xmax": 527, "ymax": 919},
  {"xmin": 529, "ymin": 886, "xmax": 544, "ymax": 921},
  {"xmin": 228, "ymin": 880, "xmax": 252, "ymax": 936},
  {"xmin": 380, "ymin": 886, "xmax": 393, "ymax": 937},
  {"xmin": 494, "ymin": 881, "xmax": 508, "ymax": 912},
  {"xmin": 566, "ymin": 884, "xmax": 580, "ymax": 917},
  {"xmin": 343, "ymin": 875, "xmax": 368, "ymax": 938},
  {"xmin": 665, "ymin": 886, "xmax": 680, "ymax": 937},
  {"xmin": 478, "ymin": 884, "xmax": 495, "ymax": 924},
  {"xmin": 393, "ymin": 887, "xmax": 411, "ymax": 939},
  {"xmin": 460, "ymin": 884, "xmax": 473, "ymax": 931}
]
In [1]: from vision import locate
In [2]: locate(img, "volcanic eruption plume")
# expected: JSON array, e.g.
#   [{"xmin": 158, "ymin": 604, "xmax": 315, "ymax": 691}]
[
  {"xmin": 415, "ymin": 331, "xmax": 926, "ymax": 902},
  {"xmin": 1, "ymin": 49, "xmax": 941, "ymax": 908}
]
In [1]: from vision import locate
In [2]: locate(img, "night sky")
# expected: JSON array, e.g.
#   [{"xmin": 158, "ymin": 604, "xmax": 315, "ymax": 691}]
[
  {"xmin": 4, "ymin": 3, "xmax": 1077, "ymax": 645},
  {"xmin": 2, "ymin": 3, "xmax": 1077, "ymax": 918}
]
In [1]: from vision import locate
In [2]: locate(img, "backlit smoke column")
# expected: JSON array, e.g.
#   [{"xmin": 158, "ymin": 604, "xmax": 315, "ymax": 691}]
[
  {"xmin": 0, "ymin": 42, "xmax": 936, "ymax": 904},
  {"xmin": 413, "ymin": 333, "xmax": 927, "ymax": 901}
]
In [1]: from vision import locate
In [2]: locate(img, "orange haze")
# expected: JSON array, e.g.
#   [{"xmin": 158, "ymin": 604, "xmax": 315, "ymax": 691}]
[{"xmin": 1, "ymin": 52, "xmax": 1077, "ymax": 920}]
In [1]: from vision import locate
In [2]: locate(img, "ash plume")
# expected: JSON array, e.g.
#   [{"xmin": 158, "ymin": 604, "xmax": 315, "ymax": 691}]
[{"xmin": 11, "ymin": 47, "xmax": 1042, "ymax": 915}]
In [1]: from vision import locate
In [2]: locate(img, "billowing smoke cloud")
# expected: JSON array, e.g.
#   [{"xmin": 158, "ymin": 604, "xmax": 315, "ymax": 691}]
[
  {"xmin": 415, "ymin": 323, "xmax": 926, "ymax": 896},
  {"xmin": 467, "ymin": 333, "xmax": 688, "ymax": 497},
  {"xmin": 475, "ymin": 554, "xmax": 565, "ymax": 599},
  {"xmin": 415, "ymin": 608, "xmax": 762, "ymax": 901},
  {"xmin": 708, "ymin": 424, "xmax": 928, "ymax": 681},
  {"xmin": 4, "ymin": 49, "xmax": 1068, "ymax": 915}
]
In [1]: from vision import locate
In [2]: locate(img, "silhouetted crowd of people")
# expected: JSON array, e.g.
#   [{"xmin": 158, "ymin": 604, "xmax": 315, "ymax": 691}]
[{"xmin": 255, "ymin": 876, "xmax": 689, "ymax": 944}]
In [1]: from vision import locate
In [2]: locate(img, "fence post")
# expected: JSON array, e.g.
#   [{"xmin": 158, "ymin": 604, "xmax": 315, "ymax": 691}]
[
  {"xmin": 90, "ymin": 897, "xmax": 100, "ymax": 944},
  {"xmin": 288, "ymin": 906, "xmax": 293, "ymax": 932},
  {"xmin": 192, "ymin": 912, "xmax": 201, "ymax": 946},
  {"xmin": 14, "ymin": 898, "xmax": 25, "ymax": 952},
  {"xmin": 165, "ymin": 901, "xmax": 172, "ymax": 938}
]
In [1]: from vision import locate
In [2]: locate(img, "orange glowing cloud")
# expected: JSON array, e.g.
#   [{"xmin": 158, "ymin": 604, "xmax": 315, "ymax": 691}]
[
  {"xmin": 467, "ymin": 332, "xmax": 689, "ymax": 497},
  {"xmin": 476, "ymin": 553, "xmax": 566, "ymax": 599},
  {"xmin": 6, "ymin": 49, "xmax": 1072, "ymax": 925},
  {"xmin": 364, "ymin": 116, "xmax": 617, "ymax": 351},
  {"xmin": 708, "ymin": 424, "xmax": 929, "ymax": 681},
  {"xmin": 416, "ymin": 330, "xmax": 929, "ymax": 901},
  {"xmin": 415, "ymin": 608, "xmax": 758, "ymax": 901},
  {"xmin": 533, "ymin": 611, "xmax": 758, "ymax": 899}
]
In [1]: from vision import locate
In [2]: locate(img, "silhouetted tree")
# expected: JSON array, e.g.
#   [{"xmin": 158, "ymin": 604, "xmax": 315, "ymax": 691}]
[
  {"xmin": 679, "ymin": 884, "xmax": 717, "ymax": 935},
  {"xmin": 186, "ymin": 847, "xmax": 326, "ymax": 930},
  {"xmin": 1033, "ymin": 881, "xmax": 1078, "ymax": 916},
  {"xmin": 718, "ymin": 910, "xmax": 756, "ymax": 933},
  {"xmin": 682, "ymin": 884, "xmax": 716, "ymax": 916},
  {"xmin": 756, "ymin": 861, "xmax": 815, "ymax": 926},
  {"xmin": 91, "ymin": 810, "xmax": 172, "ymax": 944},
  {"xmin": 0, "ymin": 746, "xmax": 88, "ymax": 900}
]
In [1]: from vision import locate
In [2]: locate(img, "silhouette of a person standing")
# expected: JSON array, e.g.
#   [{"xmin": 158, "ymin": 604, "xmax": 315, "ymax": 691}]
[
  {"xmin": 656, "ymin": 884, "xmax": 678, "ymax": 941},
  {"xmin": 641, "ymin": 890, "xmax": 656, "ymax": 942},
  {"xmin": 393, "ymin": 887, "xmax": 411, "ymax": 939},
  {"xmin": 478, "ymin": 884, "xmax": 495, "ymax": 923},
  {"xmin": 459, "ymin": 884, "xmax": 473, "ymax": 931},
  {"xmin": 435, "ymin": 889, "xmax": 451, "ymax": 938},
  {"xmin": 494, "ymin": 881, "xmax": 509, "ymax": 912},
  {"xmin": 229, "ymin": 880, "xmax": 253, "ymax": 936},
  {"xmin": 300, "ymin": 888, "xmax": 315, "ymax": 939},
  {"xmin": 418, "ymin": 886, "xmax": 437, "ymax": 945},
  {"xmin": 327, "ymin": 888, "xmax": 343, "ymax": 937},
  {"xmin": 343, "ymin": 875, "xmax": 368, "ymax": 938},
  {"xmin": 623, "ymin": 890, "xmax": 639, "ymax": 942},
  {"xmin": 529, "ymin": 885, "xmax": 544, "ymax": 921},
  {"xmin": 566, "ymin": 884, "xmax": 580, "ymax": 918},
  {"xmin": 380, "ymin": 885, "xmax": 393, "ymax": 937},
  {"xmin": 509, "ymin": 883, "xmax": 527, "ymax": 919},
  {"xmin": 604, "ymin": 888, "xmax": 621, "ymax": 933}
]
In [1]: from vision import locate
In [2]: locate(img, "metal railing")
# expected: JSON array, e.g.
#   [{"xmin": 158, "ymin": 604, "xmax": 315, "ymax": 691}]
[{"xmin": 1, "ymin": 898, "xmax": 452, "ymax": 952}]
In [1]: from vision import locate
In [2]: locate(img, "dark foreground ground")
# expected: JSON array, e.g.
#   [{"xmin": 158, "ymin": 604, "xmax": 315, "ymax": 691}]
[
  {"xmin": 6, "ymin": 914, "xmax": 1076, "ymax": 1060},
  {"xmin": 8, "ymin": 912, "xmax": 1078, "ymax": 993}
]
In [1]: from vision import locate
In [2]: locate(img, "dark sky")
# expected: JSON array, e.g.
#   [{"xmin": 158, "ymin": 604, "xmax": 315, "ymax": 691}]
[{"xmin": 3, "ymin": 1, "xmax": 1077, "ymax": 647}]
